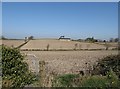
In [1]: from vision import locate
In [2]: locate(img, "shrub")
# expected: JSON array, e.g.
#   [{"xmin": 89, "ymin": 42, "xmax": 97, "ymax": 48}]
[
  {"xmin": 1, "ymin": 45, "xmax": 36, "ymax": 88},
  {"xmin": 92, "ymin": 54, "xmax": 120, "ymax": 79},
  {"xmin": 106, "ymin": 69, "xmax": 120, "ymax": 87}
]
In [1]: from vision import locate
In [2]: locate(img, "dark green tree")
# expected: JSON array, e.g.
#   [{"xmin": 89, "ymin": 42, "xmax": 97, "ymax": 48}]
[
  {"xmin": 85, "ymin": 37, "xmax": 96, "ymax": 43},
  {"xmin": 28, "ymin": 36, "xmax": 34, "ymax": 40}
]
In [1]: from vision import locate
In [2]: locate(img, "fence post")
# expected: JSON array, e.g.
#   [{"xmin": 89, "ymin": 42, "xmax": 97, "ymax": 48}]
[{"xmin": 39, "ymin": 61, "xmax": 46, "ymax": 87}]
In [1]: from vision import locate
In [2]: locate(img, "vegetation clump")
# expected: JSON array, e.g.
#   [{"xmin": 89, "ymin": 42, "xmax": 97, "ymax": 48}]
[
  {"xmin": 53, "ymin": 70, "xmax": 120, "ymax": 88},
  {"xmin": 92, "ymin": 54, "xmax": 120, "ymax": 79},
  {"xmin": 53, "ymin": 74, "xmax": 79, "ymax": 87},
  {"xmin": 1, "ymin": 45, "xmax": 36, "ymax": 88},
  {"xmin": 79, "ymin": 70, "xmax": 120, "ymax": 88}
]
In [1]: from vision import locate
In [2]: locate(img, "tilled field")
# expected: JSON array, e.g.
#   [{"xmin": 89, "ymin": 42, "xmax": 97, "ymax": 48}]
[
  {"xmin": 1, "ymin": 40, "xmax": 118, "ymax": 76},
  {"xmin": 1, "ymin": 39, "xmax": 118, "ymax": 50},
  {"xmin": 22, "ymin": 50, "xmax": 118, "ymax": 75},
  {"xmin": 1, "ymin": 40, "xmax": 25, "ymax": 47},
  {"xmin": 21, "ymin": 39, "xmax": 107, "ymax": 50}
]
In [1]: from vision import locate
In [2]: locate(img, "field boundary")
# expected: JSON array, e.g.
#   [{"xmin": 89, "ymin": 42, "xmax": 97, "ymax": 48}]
[
  {"xmin": 17, "ymin": 40, "xmax": 29, "ymax": 48},
  {"xmin": 20, "ymin": 48, "xmax": 118, "ymax": 51}
]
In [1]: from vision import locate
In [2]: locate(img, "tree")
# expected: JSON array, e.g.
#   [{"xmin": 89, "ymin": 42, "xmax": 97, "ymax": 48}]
[
  {"xmin": 28, "ymin": 36, "xmax": 34, "ymax": 40},
  {"xmin": 85, "ymin": 37, "xmax": 96, "ymax": 43},
  {"xmin": 24, "ymin": 37, "xmax": 28, "ymax": 42},
  {"xmin": 1, "ymin": 36, "xmax": 7, "ymax": 40},
  {"xmin": 109, "ymin": 38, "xmax": 114, "ymax": 42},
  {"xmin": 114, "ymin": 38, "xmax": 119, "ymax": 42},
  {"xmin": 1, "ymin": 45, "xmax": 36, "ymax": 88},
  {"xmin": 103, "ymin": 40, "xmax": 106, "ymax": 42}
]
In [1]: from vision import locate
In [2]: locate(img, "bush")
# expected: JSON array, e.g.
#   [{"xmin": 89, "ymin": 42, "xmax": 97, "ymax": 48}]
[
  {"xmin": 92, "ymin": 54, "xmax": 120, "ymax": 79},
  {"xmin": 1, "ymin": 45, "xmax": 36, "ymax": 88}
]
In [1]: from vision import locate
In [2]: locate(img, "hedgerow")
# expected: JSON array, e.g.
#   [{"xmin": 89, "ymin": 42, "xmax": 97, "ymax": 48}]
[{"xmin": 1, "ymin": 45, "xmax": 36, "ymax": 88}]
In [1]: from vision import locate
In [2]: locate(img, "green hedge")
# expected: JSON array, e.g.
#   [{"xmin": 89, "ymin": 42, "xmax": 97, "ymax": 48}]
[{"xmin": 1, "ymin": 45, "xmax": 36, "ymax": 88}]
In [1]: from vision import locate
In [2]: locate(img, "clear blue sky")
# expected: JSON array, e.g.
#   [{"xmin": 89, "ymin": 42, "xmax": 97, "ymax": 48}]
[{"xmin": 2, "ymin": 2, "xmax": 118, "ymax": 40}]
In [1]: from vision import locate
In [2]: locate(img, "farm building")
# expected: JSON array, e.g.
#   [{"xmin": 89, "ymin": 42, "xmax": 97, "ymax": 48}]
[{"xmin": 59, "ymin": 36, "xmax": 71, "ymax": 41}]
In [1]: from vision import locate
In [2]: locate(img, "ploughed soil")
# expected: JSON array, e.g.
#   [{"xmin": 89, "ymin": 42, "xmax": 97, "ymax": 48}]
[{"xmin": 22, "ymin": 50, "xmax": 118, "ymax": 75}]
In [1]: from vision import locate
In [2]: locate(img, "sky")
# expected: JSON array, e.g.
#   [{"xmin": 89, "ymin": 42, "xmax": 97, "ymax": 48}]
[
  {"xmin": 2, "ymin": 2, "xmax": 118, "ymax": 40},
  {"xmin": 1, "ymin": 0, "xmax": 120, "ymax": 2}
]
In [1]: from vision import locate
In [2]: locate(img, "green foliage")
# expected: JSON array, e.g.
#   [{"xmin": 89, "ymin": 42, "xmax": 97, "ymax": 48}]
[
  {"xmin": 52, "ymin": 70, "xmax": 120, "ymax": 88},
  {"xmin": 80, "ymin": 70, "xmax": 120, "ymax": 88},
  {"xmin": 53, "ymin": 74, "xmax": 79, "ymax": 87},
  {"xmin": 85, "ymin": 37, "xmax": 97, "ymax": 43},
  {"xmin": 1, "ymin": 45, "xmax": 36, "ymax": 88},
  {"xmin": 92, "ymin": 54, "xmax": 120, "ymax": 79},
  {"xmin": 106, "ymin": 69, "xmax": 120, "ymax": 87},
  {"xmin": 80, "ymin": 76, "xmax": 107, "ymax": 88}
]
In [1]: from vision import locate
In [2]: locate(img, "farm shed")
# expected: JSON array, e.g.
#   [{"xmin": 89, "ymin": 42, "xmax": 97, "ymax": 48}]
[{"xmin": 59, "ymin": 36, "xmax": 71, "ymax": 41}]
